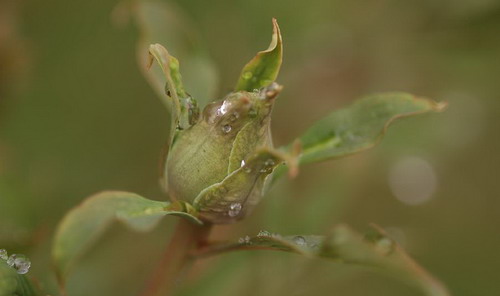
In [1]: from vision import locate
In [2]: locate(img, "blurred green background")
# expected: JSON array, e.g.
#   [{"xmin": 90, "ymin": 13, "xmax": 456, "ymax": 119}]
[{"xmin": 1, "ymin": 0, "xmax": 499, "ymax": 295}]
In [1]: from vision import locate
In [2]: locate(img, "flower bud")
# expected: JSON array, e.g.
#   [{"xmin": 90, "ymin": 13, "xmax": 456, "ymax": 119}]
[
  {"xmin": 166, "ymin": 84, "xmax": 285, "ymax": 223},
  {"xmin": 149, "ymin": 19, "xmax": 294, "ymax": 223}
]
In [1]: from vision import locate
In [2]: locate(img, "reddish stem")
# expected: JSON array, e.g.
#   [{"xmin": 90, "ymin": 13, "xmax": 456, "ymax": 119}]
[{"xmin": 140, "ymin": 219, "xmax": 212, "ymax": 296}]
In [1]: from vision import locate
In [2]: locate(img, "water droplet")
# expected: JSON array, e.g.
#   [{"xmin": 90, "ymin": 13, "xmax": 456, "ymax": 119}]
[
  {"xmin": 293, "ymin": 236, "xmax": 306, "ymax": 246},
  {"xmin": 228, "ymin": 202, "xmax": 242, "ymax": 217},
  {"xmin": 238, "ymin": 235, "xmax": 251, "ymax": 244},
  {"xmin": 257, "ymin": 230, "xmax": 271, "ymax": 237},
  {"xmin": 13, "ymin": 256, "xmax": 31, "ymax": 275},
  {"xmin": 0, "ymin": 249, "xmax": 7, "ymax": 260},
  {"xmin": 375, "ymin": 238, "xmax": 394, "ymax": 255},
  {"xmin": 260, "ymin": 167, "xmax": 271, "ymax": 173},
  {"xmin": 217, "ymin": 100, "xmax": 230, "ymax": 116},
  {"xmin": 229, "ymin": 112, "xmax": 239, "ymax": 122},
  {"xmin": 259, "ymin": 159, "xmax": 276, "ymax": 173},
  {"xmin": 242, "ymin": 71, "xmax": 253, "ymax": 80},
  {"xmin": 240, "ymin": 160, "xmax": 246, "ymax": 167},
  {"xmin": 222, "ymin": 124, "xmax": 232, "ymax": 133},
  {"xmin": 6, "ymin": 254, "xmax": 16, "ymax": 267}
]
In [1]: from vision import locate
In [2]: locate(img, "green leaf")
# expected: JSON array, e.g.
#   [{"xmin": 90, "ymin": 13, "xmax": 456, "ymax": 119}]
[
  {"xmin": 235, "ymin": 18, "xmax": 283, "ymax": 92},
  {"xmin": 132, "ymin": 0, "xmax": 218, "ymax": 107},
  {"xmin": 293, "ymin": 92, "xmax": 446, "ymax": 165},
  {"xmin": 197, "ymin": 225, "xmax": 449, "ymax": 296},
  {"xmin": 0, "ymin": 260, "xmax": 37, "ymax": 296},
  {"xmin": 52, "ymin": 191, "xmax": 201, "ymax": 283}
]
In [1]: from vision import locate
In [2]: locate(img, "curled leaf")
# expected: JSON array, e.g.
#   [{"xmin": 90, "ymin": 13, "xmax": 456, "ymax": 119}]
[
  {"xmin": 52, "ymin": 191, "xmax": 201, "ymax": 283},
  {"xmin": 235, "ymin": 18, "xmax": 283, "ymax": 92}
]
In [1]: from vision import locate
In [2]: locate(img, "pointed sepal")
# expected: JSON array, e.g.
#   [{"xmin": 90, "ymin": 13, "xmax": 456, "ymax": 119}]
[{"xmin": 235, "ymin": 18, "xmax": 283, "ymax": 92}]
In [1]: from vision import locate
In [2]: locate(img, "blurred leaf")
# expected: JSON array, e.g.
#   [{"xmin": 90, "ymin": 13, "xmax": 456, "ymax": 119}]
[
  {"xmin": 0, "ymin": 260, "xmax": 37, "ymax": 296},
  {"xmin": 197, "ymin": 225, "xmax": 448, "ymax": 296},
  {"xmin": 132, "ymin": 0, "xmax": 218, "ymax": 107},
  {"xmin": 291, "ymin": 92, "xmax": 446, "ymax": 165},
  {"xmin": 148, "ymin": 43, "xmax": 200, "ymax": 133},
  {"xmin": 52, "ymin": 191, "xmax": 201, "ymax": 283},
  {"xmin": 235, "ymin": 18, "xmax": 283, "ymax": 92}
]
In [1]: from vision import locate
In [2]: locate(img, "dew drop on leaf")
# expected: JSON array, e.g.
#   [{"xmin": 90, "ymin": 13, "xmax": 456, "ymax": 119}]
[
  {"xmin": 6, "ymin": 254, "xmax": 16, "ymax": 267},
  {"xmin": 293, "ymin": 236, "xmax": 306, "ymax": 246},
  {"xmin": 257, "ymin": 230, "xmax": 271, "ymax": 237},
  {"xmin": 14, "ymin": 256, "xmax": 31, "ymax": 275},
  {"xmin": 228, "ymin": 202, "xmax": 242, "ymax": 217},
  {"xmin": 5, "ymin": 254, "xmax": 31, "ymax": 274},
  {"xmin": 0, "ymin": 249, "xmax": 7, "ymax": 260},
  {"xmin": 238, "ymin": 235, "xmax": 251, "ymax": 244}
]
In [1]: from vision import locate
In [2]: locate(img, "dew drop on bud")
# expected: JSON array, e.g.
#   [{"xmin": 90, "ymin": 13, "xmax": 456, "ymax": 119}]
[
  {"xmin": 242, "ymin": 71, "xmax": 253, "ymax": 80},
  {"xmin": 222, "ymin": 124, "xmax": 232, "ymax": 133},
  {"xmin": 259, "ymin": 159, "xmax": 275, "ymax": 173},
  {"xmin": 0, "ymin": 249, "xmax": 7, "ymax": 260},
  {"xmin": 293, "ymin": 236, "xmax": 306, "ymax": 246},
  {"xmin": 228, "ymin": 202, "xmax": 242, "ymax": 217},
  {"xmin": 240, "ymin": 160, "xmax": 246, "ymax": 167},
  {"xmin": 229, "ymin": 112, "xmax": 239, "ymax": 122}
]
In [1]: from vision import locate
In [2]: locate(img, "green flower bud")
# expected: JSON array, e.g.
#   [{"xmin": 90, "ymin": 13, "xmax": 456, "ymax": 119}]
[
  {"xmin": 149, "ymin": 19, "xmax": 296, "ymax": 224},
  {"xmin": 166, "ymin": 84, "xmax": 284, "ymax": 222}
]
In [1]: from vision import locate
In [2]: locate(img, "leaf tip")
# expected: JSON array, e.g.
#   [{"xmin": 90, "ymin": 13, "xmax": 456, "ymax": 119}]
[{"xmin": 434, "ymin": 100, "xmax": 448, "ymax": 112}]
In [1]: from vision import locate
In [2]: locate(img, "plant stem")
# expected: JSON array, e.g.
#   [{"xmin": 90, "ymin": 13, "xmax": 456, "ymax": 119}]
[{"xmin": 140, "ymin": 219, "xmax": 212, "ymax": 296}]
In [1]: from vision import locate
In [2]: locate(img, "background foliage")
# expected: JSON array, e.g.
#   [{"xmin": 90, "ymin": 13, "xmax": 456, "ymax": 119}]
[{"xmin": 1, "ymin": 0, "xmax": 499, "ymax": 295}]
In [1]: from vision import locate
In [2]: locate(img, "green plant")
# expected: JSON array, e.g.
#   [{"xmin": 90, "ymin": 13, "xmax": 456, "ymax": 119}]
[{"xmin": 1, "ymin": 16, "xmax": 447, "ymax": 296}]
